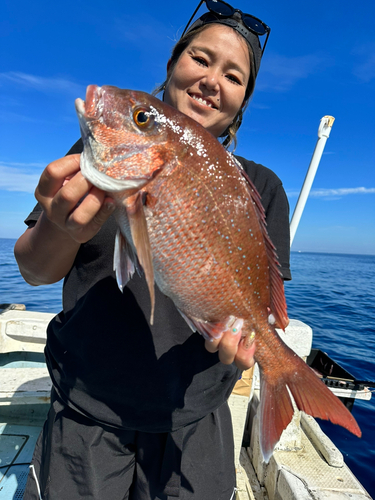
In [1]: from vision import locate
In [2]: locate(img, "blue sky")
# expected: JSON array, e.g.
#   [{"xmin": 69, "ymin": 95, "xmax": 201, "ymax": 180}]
[{"xmin": 1, "ymin": 0, "xmax": 374, "ymax": 254}]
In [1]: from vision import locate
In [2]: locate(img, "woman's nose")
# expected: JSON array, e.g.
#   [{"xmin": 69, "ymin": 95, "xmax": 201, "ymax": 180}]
[{"xmin": 202, "ymin": 69, "xmax": 220, "ymax": 90}]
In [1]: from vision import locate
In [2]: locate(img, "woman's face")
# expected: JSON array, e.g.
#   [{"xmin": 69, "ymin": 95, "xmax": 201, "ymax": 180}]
[{"xmin": 164, "ymin": 24, "xmax": 250, "ymax": 138}]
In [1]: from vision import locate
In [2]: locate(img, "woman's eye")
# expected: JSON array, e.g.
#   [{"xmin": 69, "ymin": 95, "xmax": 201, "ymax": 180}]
[
  {"xmin": 193, "ymin": 56, "xmax": 208, "ymax": 67},
  {"xmin": 226, "ymin": 74, "xmax": 241, "ymax": 85}
]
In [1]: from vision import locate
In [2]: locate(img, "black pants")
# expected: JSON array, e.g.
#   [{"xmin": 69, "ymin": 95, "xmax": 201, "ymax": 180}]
[{"xmin": 23, "ymin": 391, "xmax": 236, "ymax": 499}]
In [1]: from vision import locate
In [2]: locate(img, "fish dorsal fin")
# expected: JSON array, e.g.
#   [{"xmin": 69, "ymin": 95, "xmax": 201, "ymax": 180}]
[
  {"xmin": 125, "ymin": 193, "xmax": 155, "ymax": 324},
  {"xmin": 235, "ymin": 161, "xmax": 289, "ymax": 330}
]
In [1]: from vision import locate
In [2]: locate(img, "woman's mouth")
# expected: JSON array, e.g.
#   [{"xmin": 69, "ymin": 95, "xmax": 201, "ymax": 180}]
[{"xmin": 188, "ymin": 93, "xmax": 218, "ymax": 110}]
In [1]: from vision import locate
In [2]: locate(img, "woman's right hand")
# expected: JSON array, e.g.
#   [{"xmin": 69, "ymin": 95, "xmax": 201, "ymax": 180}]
[
  {"xmin": 35, "ymin": 154, "xmax": 115, "ymax": 243},
  {"xmin": 14, "ymin": 154, "xmax": 115, "ymax": 286}
]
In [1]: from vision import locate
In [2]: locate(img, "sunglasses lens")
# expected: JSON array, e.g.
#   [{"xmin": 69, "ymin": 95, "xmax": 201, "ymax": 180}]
[
  {"xmin": 206, "ymin": 0, "xmax": 234, "ymax": 17},
  {"xmin": 242, "ymin": 14, "xmax": 267, "ymax": 35}
]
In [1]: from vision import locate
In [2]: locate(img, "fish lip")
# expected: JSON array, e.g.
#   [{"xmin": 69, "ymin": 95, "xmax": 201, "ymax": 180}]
[
  {"xmin": 188, "ymin": 92, "xmax": 218, "ymax": 110},
  {"xmin": 75, "ymin": 97, "xmax": 86, "ymax": 116},
  {"xmin": 75, "ymin": 85, "xmax": 105, "ymax": 121},
  {"xmin": 85, "ymin": 85, "xmax": 104, "ymax": 118}
]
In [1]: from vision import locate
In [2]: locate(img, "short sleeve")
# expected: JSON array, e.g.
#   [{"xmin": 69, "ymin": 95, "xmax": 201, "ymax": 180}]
[{"xmin": 24, "ymin": 204, "xmax": 43, "ymax": 227}]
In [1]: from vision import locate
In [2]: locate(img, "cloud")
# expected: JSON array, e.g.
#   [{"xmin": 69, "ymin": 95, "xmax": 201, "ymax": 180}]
[
  {"xmin": 0, "ymin": 110, "xmax": 45, "ymax": 123},
  {"xmin": 0, "ymin": 163, "xmax": 44, "ymax": 193},
  {"xmin": 287, "ymin": 187, "xmax": 375, "ymax": 198},
  {"xmin": 352, "ymin": 43, "xmax": 375, "ymax": 82},
  {"xmin": 0, "ymin": 72, "xmax": 84, "ymax": 95},
  {"xmin": 249, "ymin": 102, "xmax": 271, "ymax": 110},
  {"xmin": 257, "ymin": 53, "xmax": 329, "ymax": 92}
]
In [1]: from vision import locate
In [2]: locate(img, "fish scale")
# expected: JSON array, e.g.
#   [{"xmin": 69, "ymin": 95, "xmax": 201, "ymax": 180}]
[
  {"xmin": 76, "ymin": 84, "xmax": 361, "ymax": 463},
  {"xmin": 145, "ymin": 157, "xmax": 269, "ymax": 325}
]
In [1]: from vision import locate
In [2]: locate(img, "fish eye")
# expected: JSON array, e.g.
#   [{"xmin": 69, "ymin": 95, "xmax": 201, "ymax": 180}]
[{"xmin": 133, "ymin": 108, "xmax": 153, "ymax": 128}]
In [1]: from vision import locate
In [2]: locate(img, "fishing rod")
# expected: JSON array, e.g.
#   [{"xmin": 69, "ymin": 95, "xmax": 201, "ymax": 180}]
[{"xmin": 289, "ymin": 115, "xmax": 335, "ymax": 246}]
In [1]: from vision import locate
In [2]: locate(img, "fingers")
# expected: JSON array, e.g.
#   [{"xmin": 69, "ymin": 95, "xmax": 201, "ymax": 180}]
[
  {"xmin": 35, "ymin": 154, "xmax": 116, "ymax": 243},
  {"xmin": 234, "ymin": 337, "xmax": 256, "ymax": 371},
  {"xmin": 65, "ymin": 190, "xmax": 116, "ymax": 242},
  {"xmin": 204, "ymin": 328, "xmax": 241, "ymax": 361},
  {"xmin": 205, "ymin": 325, "xmax": 256, "ymax": 371},
  {"xmin": 36, "ymin": 154, "xmax": 81, "ymax": 201},
  {"xmin": 48, "ymin": 173, "xmax": 93, "ymax": 226},
  {"xmin": 36, "ymin": 155, "xmax": 89, "ymax": 224}
]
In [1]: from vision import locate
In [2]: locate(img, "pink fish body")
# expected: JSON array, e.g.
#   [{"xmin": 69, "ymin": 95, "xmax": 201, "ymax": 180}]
[{"xmin": 75, "ymin": 85, "xmax": 361, "ymax": 461}]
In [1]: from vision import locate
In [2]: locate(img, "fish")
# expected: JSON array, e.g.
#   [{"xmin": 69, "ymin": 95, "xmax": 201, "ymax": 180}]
[{"xmin": 75, "ymin": 84, "xmax": 361, "ymax": 462}]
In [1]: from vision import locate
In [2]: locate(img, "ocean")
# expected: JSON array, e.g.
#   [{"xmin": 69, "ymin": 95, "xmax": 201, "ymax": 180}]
[{"xmin": 1, "ymin": 238, "xmax": 374, "ymax": 497}]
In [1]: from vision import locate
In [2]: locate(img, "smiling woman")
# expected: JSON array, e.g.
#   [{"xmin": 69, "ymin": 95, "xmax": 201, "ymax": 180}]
[
  {"xmin": 164, "ymin": 24, "xmax": 250, "ymax": 139},
  {"xmin": 14, "ymin": 1, "xmax": 291, "ymax": 499}
]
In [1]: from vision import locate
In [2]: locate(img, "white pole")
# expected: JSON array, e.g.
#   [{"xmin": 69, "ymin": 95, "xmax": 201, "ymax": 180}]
[{"xmin": 289, "ymin": 115, "xmax": 335, "ymax": 247}]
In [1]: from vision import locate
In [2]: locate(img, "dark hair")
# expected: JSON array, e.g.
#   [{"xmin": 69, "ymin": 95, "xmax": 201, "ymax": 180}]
[{"xmin": 153, "ymin": 23, "xmax": 256, "ymax": 150}]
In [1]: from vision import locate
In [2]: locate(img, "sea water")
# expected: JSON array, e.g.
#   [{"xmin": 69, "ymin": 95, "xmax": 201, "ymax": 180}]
[
  {"xmin": 1, "ymin": 238, "xmax": 374, "ymax": 496},
  {"xmin": 285, "ymin": 251, "xmax": 375, "ymax": 496}
]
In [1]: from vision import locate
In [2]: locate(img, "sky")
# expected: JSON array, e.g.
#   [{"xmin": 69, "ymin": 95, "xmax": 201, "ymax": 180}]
[{"xmin": 1, "ymin": 0, "xmax": 374, "ymax": 255}]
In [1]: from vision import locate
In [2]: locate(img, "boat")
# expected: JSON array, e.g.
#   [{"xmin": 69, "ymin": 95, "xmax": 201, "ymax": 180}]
[
  {"xmin": 1, "ymin": 115, "xmax": 372, "ymax": 499},
  {"xmin": 0, "ymin": 303, "xmax": 373, "ymax": 499}
]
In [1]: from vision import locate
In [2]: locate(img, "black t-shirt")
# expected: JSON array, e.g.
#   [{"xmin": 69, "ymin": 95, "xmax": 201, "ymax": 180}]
[{"xmin": 25, "ymin": 140, "xmax": 291, "ymax": 432}]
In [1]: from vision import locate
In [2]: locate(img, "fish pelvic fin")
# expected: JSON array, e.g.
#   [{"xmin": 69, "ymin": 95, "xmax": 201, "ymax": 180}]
[
  {"xmin": 257, "ymin": 334, "xmax": 361, "ymax": 463},
  {"xmin": 125, "ymin": 193, "xmax": 155, "ymax": 324},
  {"xmin": 113, "ymin": 228, "xmax": 138, "ymax": 291}
]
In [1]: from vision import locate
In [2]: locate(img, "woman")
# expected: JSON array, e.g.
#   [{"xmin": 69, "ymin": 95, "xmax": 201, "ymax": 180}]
[{"xmin": 15, "ymin": 2, "xmax": 291, "ymax": 499}]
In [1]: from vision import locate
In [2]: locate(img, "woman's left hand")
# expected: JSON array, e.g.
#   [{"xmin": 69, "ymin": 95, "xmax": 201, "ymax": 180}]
[{"xmin": 205, "ymin": 330, "xmax": 256, "ymax": 371}]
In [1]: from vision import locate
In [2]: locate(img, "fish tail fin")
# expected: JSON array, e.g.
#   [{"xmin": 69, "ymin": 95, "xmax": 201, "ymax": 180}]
[{"xmin": 257, "ymin": 340, "xmax": 361, "ymax": 463}]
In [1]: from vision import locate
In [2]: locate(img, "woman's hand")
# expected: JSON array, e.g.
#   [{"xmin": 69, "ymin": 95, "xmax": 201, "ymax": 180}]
[
  {"xmin": 14, "ymin": 154, "xmax": 115, "ymax": 286},
  {"xmin": 35, "ymin": 154, "xmax": 115, "ymax": 243},
  {"xmin": 205, "ymin": 328, "xmax": 256, "ymax": 371}
]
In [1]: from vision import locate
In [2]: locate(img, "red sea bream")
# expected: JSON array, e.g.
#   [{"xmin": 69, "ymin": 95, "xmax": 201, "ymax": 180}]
[{"xmin": 75, "ymin": 85, "xmax": 361, "ymax": 461}]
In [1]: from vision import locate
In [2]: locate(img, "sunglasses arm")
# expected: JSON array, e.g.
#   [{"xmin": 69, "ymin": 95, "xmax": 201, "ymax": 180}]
[{"xmin": 181, "ymin": 0, "xmax": 205, "ymax": 37}]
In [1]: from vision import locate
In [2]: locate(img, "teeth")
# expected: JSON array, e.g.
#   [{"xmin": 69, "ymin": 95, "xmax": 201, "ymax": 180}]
[{"xmin": 191, "ymin": 95, "xmax": 214, "ymax": 108}]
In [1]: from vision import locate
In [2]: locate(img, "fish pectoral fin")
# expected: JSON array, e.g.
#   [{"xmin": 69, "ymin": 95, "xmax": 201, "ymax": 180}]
[
  {"xmin": 113, "ymin": 228, "xmax": 139, "ymax": 291},
  {"xmin": 177, "ymin": 312, "xmax": 244, "ymax": 341},
  {"xmin": 125, "ymin": 193, "xmax": 155, "ymax": 324},
  {"xmin": 257, "ymin": 333, "xmax": 361, "ymax": 463}
]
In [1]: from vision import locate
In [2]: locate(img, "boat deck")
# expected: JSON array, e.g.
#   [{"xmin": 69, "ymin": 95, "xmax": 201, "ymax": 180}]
[
  {"xmin": 0, "ymin": 306, "xmax": 372, "ymax": 499},
  {"xmin": 0, "ymin": 418, "xmax": 46, "ymax": 499}
]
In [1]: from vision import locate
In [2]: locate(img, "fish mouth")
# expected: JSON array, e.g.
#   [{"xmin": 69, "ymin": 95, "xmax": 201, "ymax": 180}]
[
  {"xmin": 188, "ymin": 92, "xmax": 218, "ymax": 110},
  {"xmin": 75, "ymin": 85, "xmax": 104, "ymax": 120}
]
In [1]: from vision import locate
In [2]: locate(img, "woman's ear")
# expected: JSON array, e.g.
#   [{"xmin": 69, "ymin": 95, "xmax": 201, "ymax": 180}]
[{"xmin": 167, "ymin": 59, "xmax": 172, "ymax": 72}]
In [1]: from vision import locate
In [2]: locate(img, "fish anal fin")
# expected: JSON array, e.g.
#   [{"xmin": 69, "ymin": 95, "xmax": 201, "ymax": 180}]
[
  {"xmin": 178, "ymin": 313, "xmax": 244, "ymax": 341},
  {"xmin": 113, "ymin": 228, "xmax": 137, "ymax": 291},
  {"xmin": 257, "ymin": 337, "xmax": 361, "ymax": 463},
  {"xmin": 125, "ymin": 193, "xmax": 155, "ymax": 324}
]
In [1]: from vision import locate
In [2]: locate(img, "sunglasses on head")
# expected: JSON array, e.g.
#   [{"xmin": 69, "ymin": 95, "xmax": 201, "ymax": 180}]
[{"xmin": 181, "ymin": 0, "xmax": 271, "ymax": 54}]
